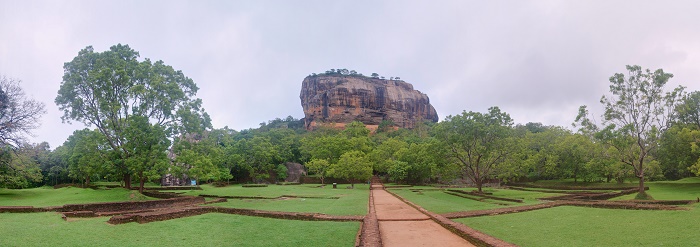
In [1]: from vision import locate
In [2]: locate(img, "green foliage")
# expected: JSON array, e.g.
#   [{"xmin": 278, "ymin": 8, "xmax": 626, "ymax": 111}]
[
  {"xmin": 597, "ymin": 65, "xmax": 683, "ymax": 192},
  {"xmin": 387, "ymin": 160, "xmax": 409, "ymax": 183},
  {"xmin": 62, "ymin": 129, "xmax": 109, "ymax": 186},
  {"xmin": 368, "ymin": 138, "xmax": 407, "ymax": 174},
  {"xmin": 330, "ymin": 151, "xmax": 372, "ymax": 188},
  {"xmin": 676, "ymin": 91, "xmax": 700, "ymax": 129},
  {"xmin": 275, "ymin": 164, "xmax": 288, "ymax": 181},
  {"xmin": 433, "ymin": 107, "xmax": 514, "ymax": 192},
  {"xmin": 0, "ymin": 147, "xmax": 42, "ymax": 189},
  {"xmin": 305, "ymin": 158, "xmax": 331, "ymax": 185},
  {"xmin": 123, "ymin": 116, "xmax": 171, "ymax": 192},
  {"xmin": 55, "ymin": 44, "xmax": 210, "ymax": 187}
]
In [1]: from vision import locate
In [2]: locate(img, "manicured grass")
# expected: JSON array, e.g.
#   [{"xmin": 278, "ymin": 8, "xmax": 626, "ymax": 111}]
[
  {"xmin": 614, "ymin": 181, "xmax": 700, "ymax": 201},
  {"xmin": 457, "ymin": 205, "xmax": 700, "ymax": 247},
  {"xmin": 521, "ymin": 179, "xmax": 637, "ymax": 188},
  {"xmin": 388, "ymin": 187, "xmax": 559, "ymax": 213},
  {"xmin": 0, "ymin": 186, "xmax": 153, "ymax": 207},
  {"xmin": 0, "ymin": 212, "xmax": 359, "ymax": 247},
  {"xmin": 182, "ymin": 184, "xmax": 369, "ymax": 216}
]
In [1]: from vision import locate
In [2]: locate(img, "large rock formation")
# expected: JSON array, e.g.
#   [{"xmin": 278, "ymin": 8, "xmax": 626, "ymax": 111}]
[{"xmin": 300, "ymin": 75, "xmax": 438, "ymax": 130}]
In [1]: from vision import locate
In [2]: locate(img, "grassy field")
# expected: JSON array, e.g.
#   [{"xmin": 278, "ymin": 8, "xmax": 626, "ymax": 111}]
[
  {"xmin": 0, "ymin": 212, "xmax": 359, "ymax": 247},
  {"xmin": 452, "ymin": 180, "xmax": 700, "ymax": 247},
  {"xmin": 388, "ymin": 186, "xmax": 559, "ymax": 213},
  {"xmin": 0, "ymin": 186, "xmax": 153, "ymax": 207},
  {"xmin": 457, "ymin": 205, "xmax": 700, "ymax": 246},
  {"xmin": 0, "ymin": 184, "xmax": 366, "ymax": 247},
  {"xmin": 182, "ymin": 184, "xmax": 369, "ymax": 216}
]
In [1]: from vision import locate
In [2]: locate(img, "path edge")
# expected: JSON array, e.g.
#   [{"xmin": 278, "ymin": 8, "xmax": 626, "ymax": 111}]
[{"xmin": 385, "ymin": 189, "xmax": 518, "ymax": 247}]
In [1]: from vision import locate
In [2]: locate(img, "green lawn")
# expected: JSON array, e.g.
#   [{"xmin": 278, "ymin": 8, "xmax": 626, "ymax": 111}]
[
  {"xmin": 0, "ymin": 186, "xmax": 153, "ymax": 207},
  {"xmin": 452, "ymin": 180, "xmax": 700, "ymax": 246},
  {"xmin": 615, "ymin": 180, "xmax": 700, "ymax": 200},
  {"xmin": 388, "ymin": 187, "xmax": 559, "ymax": 213},
  {"xmin": 457, "ymin": 205, "xmax": 700, "ymax": 247},
  {"xmin": 184, "ymin": 184, "xmax": 369, "ymax": 216},
  {"xmin": 0, "ymin": 212, "xmax": 359, "ymax": 247}
]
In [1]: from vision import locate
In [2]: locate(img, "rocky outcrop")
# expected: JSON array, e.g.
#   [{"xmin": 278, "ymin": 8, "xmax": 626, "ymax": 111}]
[
  {"xmin": 284, "ymin": 162, "xmax": 306, "ymax": 183},
  {"xmin": 300, "ymin": 75, "xmax": 438, "ymax": 129}
]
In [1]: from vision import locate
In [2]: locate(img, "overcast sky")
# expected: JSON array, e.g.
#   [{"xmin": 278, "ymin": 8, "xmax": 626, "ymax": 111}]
[{"xmin": 2, "ymin": 0, "xmax": 700, "ymax": 148}]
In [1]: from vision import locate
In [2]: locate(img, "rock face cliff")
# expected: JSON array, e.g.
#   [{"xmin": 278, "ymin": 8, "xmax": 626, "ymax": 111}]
[{"xmin": 300, "ymin": 75, "xmax": 438, "ymax": 130}]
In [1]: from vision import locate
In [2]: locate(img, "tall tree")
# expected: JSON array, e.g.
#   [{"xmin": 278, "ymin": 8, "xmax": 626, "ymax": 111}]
[
  {"xmin": 305, "ymin": 159, "xmax": 331, "ymax": 185},
  {"xmin": 676, "ymin": 91, "xmax": 700, "ymax": 129},
  {"xmin": 0, "ymin": 76, "xmax": 46, "ymax": 148},
  {"xmin": 55, "ymin": 44, "xmax": 210, "ymax": 188},
  {"xmin": 123, "ymin": 116, "xmax": 171, "ymax": 192},
  {"xmin": 63, "ymin": 129, "xmax": 108, "ymax": 186},
  {"xmin": 598, "ymin": 65, "xmax": 683, "ymax": 194},
  {"xmin": 330, "ymin": 151, "xmax": 372, "ymax": 188},
  {"xmin": 433, "ymin": 107, "xmax": 514, "ymax": 193}
]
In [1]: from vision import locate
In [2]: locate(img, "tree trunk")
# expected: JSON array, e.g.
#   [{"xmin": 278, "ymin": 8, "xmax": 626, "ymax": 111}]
[
  {"xmin": 123, "ymin": 173, "xmax": 131, "ymax": 189},
  {"xmin": 638, "ymin": 157, "xmax": 646, "ymax": 194},
  {"xmin": 85, "ymin": 176, "xmax": 90, "ymax": 187},
  {"xmin": 139, "ymin": 178, "xmax": 145, "ymax": 193},
  {"xmin": 476, "ymin": 179, "xmax": 483, "ymax": 193}
]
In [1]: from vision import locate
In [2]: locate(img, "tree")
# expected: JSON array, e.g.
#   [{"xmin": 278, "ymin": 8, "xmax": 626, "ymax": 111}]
[
  {"xmin": 0, "ymin": 76, "xmax": 46, "ymax": 148},
  {"xmin": 658, "ymin": 125, "xmax": 699, "ymax": 179},
  {"xmin": 64, "ymin": 129, "xmax": 108, "ymax": 186},
  {"xmin": 368, "ymin": 138, "xmax": 407, "ymax": 174},
  {"xmin": 305, "ymin": 159, "xmax": 331, "ymax": 185},
  {"xmin": 55, "ymin": 44, "xmax": 210, "ymax": 188},
  {"xmin": 123, "ymin": 116, "xmax": 171, "ymax": 192},
  {"xmin": 0, "ymin": 145, "xmax": 43, "ymax": 188},
  {"xmin": 371, "ymin": 73, "xmax": 379, "ymax": 78},
  {"xmin": 433, "ymin": 107, "xmax": 514, "ymax": 193},
  {"xmin": 330, "ymin": 151, "xmax": 372, "ymax": 188},
  {"xmin": 598, "ymin": 65, "xmax": 683, "ymax": 194},
  {"xmin": 676, "ymin": 91, "xmax": 700, "ymax": 129}
]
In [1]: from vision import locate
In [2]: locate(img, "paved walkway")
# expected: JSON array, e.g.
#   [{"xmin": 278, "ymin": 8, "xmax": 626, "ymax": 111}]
[{"xmin": 371, "ymin": 182, "xmax": 475, "ymax": 247}]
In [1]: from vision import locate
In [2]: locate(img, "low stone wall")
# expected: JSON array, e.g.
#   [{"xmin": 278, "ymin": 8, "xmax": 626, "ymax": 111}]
[
  {"xmin": 59, "ymin": 196, "xmax": 204, "ymax": 213},
  {"xmin": 198, "ymin": 194, "xmax": 339, "ymax": 200},
  {"xmin": 542, "ymin": 187, "xmax": 648, "ymax": 201},
  {"xmin": 442, "ymin": 200, "xmax": 689, "ymax": 219},
  {"xmin": 0, "ymin": 206, "xmax": 49, "ymax": 213},
  {"xmin": 506, "ymin": 183, "xmax": 637, "ymax": 191},
  {"xmin": 107, "ymin": 206, "xmax": 364, "ymax": 225},
  {"xmin": 358, "ymin": 185, "xmax": 381, "ymax": 247},
  {"xmin": 446, "ymin": 190, "xmax": 523, "ymax": 203}
]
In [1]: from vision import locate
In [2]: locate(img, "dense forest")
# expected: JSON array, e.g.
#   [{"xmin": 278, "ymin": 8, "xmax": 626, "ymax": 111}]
[{"xmin": 2, "ymin": 45, "xmax": 700, "ymax": 195}]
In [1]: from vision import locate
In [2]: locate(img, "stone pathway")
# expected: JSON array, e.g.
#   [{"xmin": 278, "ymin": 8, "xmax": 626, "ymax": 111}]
[{"xmin": 370, "ymin": 181, "xmax": 476, "ymax": 247}]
